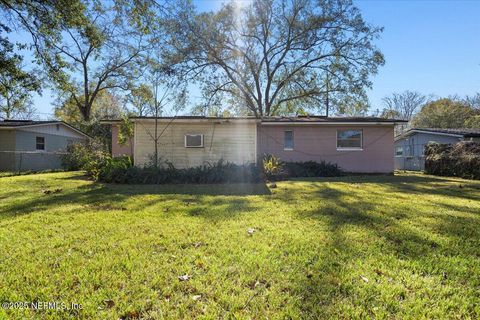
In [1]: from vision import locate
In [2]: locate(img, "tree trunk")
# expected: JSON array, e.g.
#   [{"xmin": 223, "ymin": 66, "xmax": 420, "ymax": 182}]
[{"xmin": 154, "ymin": 116, "xmax": 158, "ymax": 168}]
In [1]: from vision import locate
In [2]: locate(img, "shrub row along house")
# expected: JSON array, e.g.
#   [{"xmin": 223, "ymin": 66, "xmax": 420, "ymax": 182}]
[
  {"xmin": 394, "ymin": 128, "xmax": 480, "ymax": 171},
  {"xmin": 0, "ymin": 120, "xmax": 89, "ymax": 171},
  {"xmin": 103, "ymin": 116, "xmax": 405, "ymax": 174}
]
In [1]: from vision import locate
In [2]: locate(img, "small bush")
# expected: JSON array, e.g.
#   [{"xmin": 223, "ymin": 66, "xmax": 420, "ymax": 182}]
[
  {"xmin": 262, "ymin": 155, "xmax": 288, "ymax": 181},
  {"xmin": 61, "ymin": 143, "xmax": 92, "ymax": 171},
  {"xmin": 61, "ymin": 142, "xmax": 133, "ymax": 180},
  {"xmin": 425, "ymin": 141, "xmax": 480, "ymax": 180},
  {"xmin": 96, "ymin": 156, "xmax": 134, "ymax": 182}
]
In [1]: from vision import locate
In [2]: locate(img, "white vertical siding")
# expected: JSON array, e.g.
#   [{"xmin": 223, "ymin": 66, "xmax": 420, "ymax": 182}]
[{"xmin": 134, "ymin": 120, "xmax": 257, "ymax": 168}]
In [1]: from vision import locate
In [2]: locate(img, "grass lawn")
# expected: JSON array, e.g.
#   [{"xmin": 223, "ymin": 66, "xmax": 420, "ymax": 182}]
[{"xmin": 0, "ymin": 172, "xmax": 479, "ymax": 319}]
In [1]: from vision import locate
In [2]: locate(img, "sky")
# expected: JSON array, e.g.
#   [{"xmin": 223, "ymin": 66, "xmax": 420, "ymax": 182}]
[{"xmin": 11, "ymin": 0, "xmax": 480, "ymax": 118}]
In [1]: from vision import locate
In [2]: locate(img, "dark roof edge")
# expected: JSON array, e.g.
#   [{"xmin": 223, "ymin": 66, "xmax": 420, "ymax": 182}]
[
  {"xmin": 395, "ymin": 127, "xmax": 480, "ymax": 140},
  {"xmin": 0, "ymin": 120, "xmax": 90, "ymax": 138},
  {"xmin": 101, "ymin": 116, "xmax": 407, "ymax": 123}
]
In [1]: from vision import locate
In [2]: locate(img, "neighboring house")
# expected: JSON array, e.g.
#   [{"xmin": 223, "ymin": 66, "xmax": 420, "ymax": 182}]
[
  {"xmin": 394, "ymin": 128, "xmax": 480, "ymax": 171},
  {"xmin": 104, "ymin": 115, "xmax": 404, "ymax": 173},
  {"xmin": 0, "ymin": 120, "xmax": 89, "ymax": 172}
]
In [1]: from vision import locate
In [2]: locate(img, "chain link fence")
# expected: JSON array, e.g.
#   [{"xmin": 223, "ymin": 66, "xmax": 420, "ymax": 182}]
[
  {"xmin": 394, "ymin": 143, "xmax": 427, "ymax": 171},
  {"xmin": 0, "ymin": 150, "xmax": 67, "ymax": 172}
]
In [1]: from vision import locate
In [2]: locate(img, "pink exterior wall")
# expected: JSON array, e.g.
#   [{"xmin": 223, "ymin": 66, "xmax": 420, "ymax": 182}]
[
  {"xmin": 111, "ymin": 125, "xmax": 133, "ymax": 157},
  {"xmin": 257, "ymin": 124, "xmax": 394, "ymax": 173}
]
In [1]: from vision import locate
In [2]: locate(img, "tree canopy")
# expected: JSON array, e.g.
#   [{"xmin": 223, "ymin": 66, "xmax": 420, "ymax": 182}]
[
  {"xmin": 411, "ymin": 98, "xmax": 478, "ymax": 129},
  {"xmin": 0, "ymin": 23, "xmax": 41, "ymax": 119},
  {"xmin": 164, "ymin": 0, "xmax": 384, "ymax": 117},
  {"xmin": 2, "ymin": 0, "xmax": 159, "ymax": 121}
]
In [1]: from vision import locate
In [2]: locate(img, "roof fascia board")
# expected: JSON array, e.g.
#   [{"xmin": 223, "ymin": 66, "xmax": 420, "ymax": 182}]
[
  {"xmin": 0, "ymin": 122, "xmax": 90, "ymax": 138},
  {"xmin": 260, "ymin": 122, "xmax": 396, "ymax": 126},
  {"xmin": 407, "ymin": 130, "xmax": 464, "ymax": 138},
  {"xmin": 132, "ymin": 118, "xmax": 260, "ymax": 124}
]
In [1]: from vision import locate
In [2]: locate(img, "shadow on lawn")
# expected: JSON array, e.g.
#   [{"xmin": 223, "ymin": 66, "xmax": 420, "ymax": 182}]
[
  {"xmin": 0, "ymin": 176, "xmax": 271, "ymax": 221},
  {"xmin": 274, "ymin": 179, "xmax": 479, "ymax": 318},
  {"xmin": 1, "ymin": 173, "xmax": 479, "ymax": 317},
  {"xmin": 294, "ymin": 174, "xmax": 480, "ymax": 202}
]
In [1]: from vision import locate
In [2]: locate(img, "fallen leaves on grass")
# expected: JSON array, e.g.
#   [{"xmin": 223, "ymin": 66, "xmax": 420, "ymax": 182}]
[
  {"xmin": 178, "ymin": 274, "xmax": 190, "ymax": 281},
  {"xmin": 192, "ymin": 295, "xmax": 202, "ymax": 301},
  {"xmin": 104, "ymin": 299, "xmax": 115, "ymax": 309},
  {"xmin": 42, "ymin": 188, "xmax": 62, "ymax": 195}
]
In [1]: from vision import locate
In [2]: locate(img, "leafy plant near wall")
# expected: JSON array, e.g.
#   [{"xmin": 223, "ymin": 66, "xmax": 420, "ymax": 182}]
[
  {"xmin": 62, "ymin": 144, "xmax": 344, "ymax": 184},
  {"xmin": 262, "ymin": 154, "xmax": 288, "ymax": 181},
  {"xmin": 97, "ymin": 160, "xmax": 263, "ymax": 184},
  {"xmin": 61, "ymin": 143, "xmax": 97, "ymax": 171},
  {"xmin": 61, "ymin": 142, "xmax": 133, "ymax": 180},
  {"xmin": 263, "ymin": 155, "xmax": 343, "ymax": 181}
]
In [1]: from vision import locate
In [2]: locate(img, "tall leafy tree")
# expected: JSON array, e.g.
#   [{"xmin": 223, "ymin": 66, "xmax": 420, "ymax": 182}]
[
  {"xmin": 464, "ymin": 115, "xmax": 480, "ymax": 129},
  {"xmin": 164, "ymin": 0, "xmax": 384, "ymax": 117},
  {"xmin": 0, "ymin": 24, "xmax": 41, "ymax": 119},
  {"xmin": 2, "ymin": 0, "xmax": 158, "ymax": 121},
  {"xmin": 126, "ymin": 84, "xmax": 155, "ymax": 117},
  {"xmin": 54, "ymin": 89, "xmax": 126, "ymax": 150},
  {"xmin": 54, "ymin": 90, "xmax": 125, "ymax": 127},
  {"xmin": 411, "ymin": 98, "xmax": 475, "ymax": 129},
  {"xmin": 0, "ymin": 0, "xmax": 87, "ymax": 60},
  {"xmin": 35, "ymin": 2, "xmax": 154, "ymax": 121},
  {"xmin": 336, "ymin": 93, "xmax": 370, "ymax": 116}
]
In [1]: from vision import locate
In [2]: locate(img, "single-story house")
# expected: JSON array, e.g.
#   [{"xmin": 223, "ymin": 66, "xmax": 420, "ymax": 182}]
[
  {"xmin": 394, "ymin": 128, "xmax": 480, "ymax": 171},
  {"xmin": 0, "ymin": 120, "xmax": 89, "ymax": 172},
  {"xmin": 103, "ymin": 116, "xmax": 404, "ymax": 173}
]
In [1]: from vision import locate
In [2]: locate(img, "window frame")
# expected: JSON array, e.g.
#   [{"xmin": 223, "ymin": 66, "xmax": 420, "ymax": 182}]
[
  {"xmin": 184, "ymin": 134, "xmax": 204, "ymax": 148},
  {"xmin": 395, "ymin": 146, "xmax": 403, "ymax": 157},
  {"xmin": 336, "ymin": 129, "xmax": 363, "ymax": 151},
  {"xmin": 36, "ymin": 136, "xmax": 45, "ymax": 151},
  {"xmin": 283, "ymin": 130, "xmax": 294, "ymax": 150}
]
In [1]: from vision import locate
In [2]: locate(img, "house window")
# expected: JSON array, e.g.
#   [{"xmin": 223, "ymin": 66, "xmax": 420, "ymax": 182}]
[
  {"xmin": 185, "ymin": 134, "xmax": 204, "ymax": 148},
  {"xmin": 395, "ymin": 146, "xmax": 403, "ymax": 157},
  {"xmin": 337, "ymin": 130, "xmax": 362, "ymax": 150},
  {"xmin": 284, "ymin": 130, "xmax": 294, "ymax": 150},
  {"xmin": 36, "ymin": 136, "xmax": 45, "ymax": 150}
]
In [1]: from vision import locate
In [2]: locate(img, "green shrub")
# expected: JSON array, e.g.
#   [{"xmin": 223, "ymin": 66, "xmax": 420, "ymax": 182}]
[
  {"xmin": 96, "ymin": 156, "xmax": 133, "ymax": 182},
  {"xmin": 61, "ymin": 142, "xmax": 133, "ymax": 180},
  {"xmin": 97, "ymin": 160, "xmax": 262, "ymax": 184},
  {"xmin": 262, "ymin": 154, "xmax": 288, "ymax": 181},
  {"xmin": 425, "ymin": 141, "xmax": 480, "ymax": 180},
  {"xmin": 61, "ymin": 143, "xmax": 92, "ymax": 171},
  {"xmin": 262, "ymin": 155, "xmax": 343, "ymax": 181},
  {"xmin": 285, "ymin": 161, "xmax": 343, "ymax": 177},
  {"xmin": 79, "ymin": 152, "xmax": 342, "ymax": 184}
]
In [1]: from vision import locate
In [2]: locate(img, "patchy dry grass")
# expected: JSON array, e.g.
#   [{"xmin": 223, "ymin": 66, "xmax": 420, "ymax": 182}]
[{"xmin": 0, "ymin": 171, "xmax": 479, "ymax": 319}]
